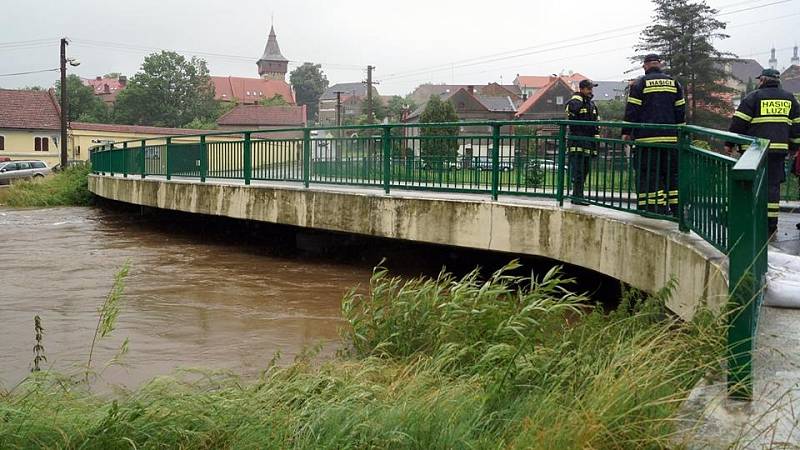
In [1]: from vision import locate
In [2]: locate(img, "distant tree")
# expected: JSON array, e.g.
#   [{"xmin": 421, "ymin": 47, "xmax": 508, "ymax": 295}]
[
  {"xmin": 55, "ymin": 74, "xmax": 108, "ymax": 122},
  {"xmin": 258, "ymin": 94, "xmax": 289, "ymax": 106},
  {"xmin": 360, "ymin": 95, "xmax": 386, "ymax": 123},
  {"xmin": 103, "ymin": 72, "xmax": 123, "ymax": 79},
  {"xmin": 419, "ymin": 95, "xmax": 459, "ymax": 166},
  {"xmin": 23, "ymin": 85, "xmax": 44, "ymax": 91},
  {"xmin": 635, "ymin": 0, "xmax": 736, "ymax": 126},
  {"xmin": 183, "ymin": 118, "xmax": 218, "ymax": 130},
  {"xmin": 113, "ymin": 51, "xmax": 217, "ymax": 128},
  {"xmin": 386, "ymin": 95, "xmax": 417, "ymax": 123},
  {"xmin": 598, "ymin": 99, "xmax": 626, "ymax": 122},
  {"xmin": 289, "ymin": 63, "xmax": 328, "ymax": 122}
]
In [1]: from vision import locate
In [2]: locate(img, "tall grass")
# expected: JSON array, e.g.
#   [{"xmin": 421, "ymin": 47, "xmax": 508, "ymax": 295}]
[
  {"xmin": 0, "ymin": 164, "xmax": 93, "ymax": 207},
  {"xmin": 0, "ymin": 263, "xmax": 725, "ymax": 449}
]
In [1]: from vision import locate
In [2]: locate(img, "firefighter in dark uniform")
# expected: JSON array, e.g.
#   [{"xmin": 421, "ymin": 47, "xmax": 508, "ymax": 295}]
[
  {"xmin": 725, "ymin": 68, "xmax": 800, "ymax": 238},
  {"xmin": 622, "ymin": 54, "xmax": 686, "ymax": 216},
  {"xmin": 565, "ymin": 79, "xmax": 600, "ymax": 205}
]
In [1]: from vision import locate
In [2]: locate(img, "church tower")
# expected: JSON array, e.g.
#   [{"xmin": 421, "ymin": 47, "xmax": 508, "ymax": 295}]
[
  {"xmin": 769, "ymin": 47, "xmax": 778, "ymax": 70},
  {"xmin": 257, "ymin": 25, "xmax": 288, "ymax": 81},
  {"xmin": 791, "ymin": 44, "xmax": 799, "ymax": 66}
]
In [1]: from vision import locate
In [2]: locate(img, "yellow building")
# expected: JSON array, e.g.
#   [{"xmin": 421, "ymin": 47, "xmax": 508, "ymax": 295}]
[
  {"xmin": 1, "ymin": 88, "xmax": 301, "ymax": 172},
  {"xmin": 0, "ymin": 88, "xmax": 239, "ymax": 167}
]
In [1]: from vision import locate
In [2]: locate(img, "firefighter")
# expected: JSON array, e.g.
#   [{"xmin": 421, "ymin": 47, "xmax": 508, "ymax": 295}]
[
  {"xmin": 724, "ymin": 68, "xmax": 800, "ymax": 238},
  {"xmin": 565, "ymin": 79, "xmax": 600, "ymax": 205},
  {"xmin": 622, "ymin": 54, "xmax": 686, "ymax": 216}
]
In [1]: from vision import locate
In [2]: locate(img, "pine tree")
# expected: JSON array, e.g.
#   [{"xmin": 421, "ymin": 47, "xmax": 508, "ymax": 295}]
[{"xmin": 635, "ymin": 0, "xmax": 736, "ymax": 126}]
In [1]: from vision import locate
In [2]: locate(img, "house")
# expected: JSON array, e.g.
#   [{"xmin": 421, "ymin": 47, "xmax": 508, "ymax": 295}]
[
  {"xmin": 0, "ymin": 88, "xmax": 238, "ymax": 166},
  {"xmin": 404, "ymin": 86, "xmax": 521, "ymax": 125},
  {"xmin": 83, "ymin": 75, "xmax": 128, "ymax": 105},
  {"xmin": 0, "ymin": 89, "xmax": 62, "ymax": 165},
  {"xmin": 513, "ymin": 73, "xmax": 587, "ymax": 98},
  {"xmin": 407, "ymin": 83, "xmax": 522, "ymax": 106},
  {"xmin": 318, "ymin": 82, "xmax": 380, "ymax": 125},
  {"xmin": 399, "ymin": 86, "xmax": 522, "ymax": 160},
  {"xmin": 782, "ymin": 64, "xmax": 800, "ymax": 94},
  {"xmin": 719, "ymin": 59, "xmax": 764, "ymax": 97},
  {"xmin": 216, "ymin": 104, "xmax": 306, "ymax": 138},
  {"xmin": 514, "ymin": 77, "xmax": 575, "ymax": 120},
  {"xmin": 211, "ymin": 76, "xmax": 295, "ymax": 105}
]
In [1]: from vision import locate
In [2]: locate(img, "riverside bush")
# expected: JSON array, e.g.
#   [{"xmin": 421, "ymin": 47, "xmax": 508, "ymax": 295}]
[
  {"xmin": 0, "ymin": 263, "xmax": 725, "ymax": 449},
  {"xmin": 0, "ymin": 164, "xmax": 93, "ymax": 207}
]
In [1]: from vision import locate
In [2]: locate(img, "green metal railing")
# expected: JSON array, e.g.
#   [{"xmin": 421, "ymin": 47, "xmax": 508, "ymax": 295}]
[{"xmin": 90, "ymin": 119, "xmax": 770, "ymax": 399}]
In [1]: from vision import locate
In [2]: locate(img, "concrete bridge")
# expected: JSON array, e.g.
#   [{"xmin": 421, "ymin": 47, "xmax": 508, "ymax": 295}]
[{"xmin": 88, "ymin": 120, "xmax": 778, "ymax": 399}]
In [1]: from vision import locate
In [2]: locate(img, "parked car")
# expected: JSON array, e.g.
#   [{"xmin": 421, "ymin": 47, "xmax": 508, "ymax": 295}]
[
  {"xmin": 473, "ymin": 157, "xmax": 513, "ymax": 171},
  {"xmin": 0, "ymin": 160, "xmax": 51, "ymax": 184}
]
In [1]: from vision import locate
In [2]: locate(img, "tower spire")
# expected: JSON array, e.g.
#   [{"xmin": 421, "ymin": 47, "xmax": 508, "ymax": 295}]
[
  {"xmin": 257, "ymin": 21, "xmax": 288, "ymax": 81},
  {"xmin": 769, "ymin": 47, "xmax": 778, "ymax": 70},
  {"xmin": 791, "ymin": 44, "xmax": 799, "ymax": 66}
]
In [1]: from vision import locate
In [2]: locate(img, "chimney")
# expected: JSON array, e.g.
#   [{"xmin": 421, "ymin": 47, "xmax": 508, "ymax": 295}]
[
  {"xmin": 103, "ymin": 84, "xmax": 111, "ymax": 94},
  {"xmin": 467, "ymin": 85, "xmax": 475, "ymax": 94},
  {"xmin": 522, "ymin": 93, "xmax": 528, "ymax": 101},
  {"xmin": 118, "ymin": 75, "xmax": 127, "ymax": 86},
  {"xmin": 95, "ymin": 76, "xmax": 102, "ymax": 81}
]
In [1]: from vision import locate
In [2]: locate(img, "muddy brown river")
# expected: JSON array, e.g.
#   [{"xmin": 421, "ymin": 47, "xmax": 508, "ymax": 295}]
[{"xmin": 0, "ymin": 207, "xmax": 372, "ymax": 389}]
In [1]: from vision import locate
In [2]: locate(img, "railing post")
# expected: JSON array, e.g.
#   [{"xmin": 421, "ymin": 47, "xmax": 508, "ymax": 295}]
[
  {"xmin": 556, "ymin": 123, "xmax": 567, "ymax": 206},
  {"xmin": 199, "ymin": 135, "xmax": 207, "ymax": 183},
  {"xmin": 382, "ymin": 126, "xmax": 392, "ymax": 194},
  {"xmin": 109, "ymin": 144, "xmax": 114, "ymax": 177},
  {"xmin": 303, "ymin": 128, "xmax": 311, "ymax": 188},
  {"xmin": 122, "ymin": 142, "xmax": 128, "ymax": 178},
  {"xmin": 491, "ymin": 124, "xmax": 500, "ymax": 201},
  {"xmin": 141, "ymin": 139, "xmax": 146, "ymax": 179},
  {"xmin": 727, "ymin": 172, "xmax": 758, "ymax": 400},
  {"xmin": 165, "ymin": 137, "xmax": 172, "ymax": 180},
  {"xmin": 244, "ymin": 132, "xmax": 252, "ymax": 185},
  {"xmin": 678, "ymin": 127, "xmax": 690, "ymax": 232}
]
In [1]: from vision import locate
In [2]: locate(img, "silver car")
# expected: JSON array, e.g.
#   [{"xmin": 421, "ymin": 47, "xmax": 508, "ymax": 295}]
[{"xmin": 0, "ymin": 160, "xmax": 51, "ymax": 184}]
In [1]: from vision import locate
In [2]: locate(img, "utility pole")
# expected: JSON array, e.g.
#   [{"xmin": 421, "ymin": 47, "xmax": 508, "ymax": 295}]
[
  {"xmin": 59, "ymin": 38, "xmax": 69, "ymax": 169},
  {"xmin": 335, "ymin": 91, "xmax": 343, "ymax": 127},
  {"xmin": 366, "ymin": 65, "xmax": 374, "ymax": 123}
]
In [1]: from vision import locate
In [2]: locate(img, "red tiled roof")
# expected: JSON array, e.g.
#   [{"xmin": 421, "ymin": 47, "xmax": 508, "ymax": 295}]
[
  {"xmin": 0, "ymin": 89, "xmax": 61, "ymax": 130},
  {"xmin": 216, "ymin": 105, "xmax": 306, "ymax": 126},
  {"xmin": 83, "ymin": 77, "xmax": 126, "ymax": 94},
  {"xmin": 71, "ymin": 122, "xmax": 215, "ymax": 136},
  {"xmin": 515, "ymin": 78, "xmax": 573, "ymax": 117},
  {"xmin": 211, "ymin": 76, "xmax": 295, "ymax": 105}
]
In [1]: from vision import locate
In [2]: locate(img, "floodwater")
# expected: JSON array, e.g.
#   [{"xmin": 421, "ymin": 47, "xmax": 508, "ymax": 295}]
[{"xmin": 0, "ymin": 207, "xmax": 372, "ymax": 389}]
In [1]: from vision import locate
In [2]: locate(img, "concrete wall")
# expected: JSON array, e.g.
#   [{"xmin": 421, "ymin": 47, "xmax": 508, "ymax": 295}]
[{"xmin": 89, "ymin": 175, "xmax": 730, "ymax": 319}]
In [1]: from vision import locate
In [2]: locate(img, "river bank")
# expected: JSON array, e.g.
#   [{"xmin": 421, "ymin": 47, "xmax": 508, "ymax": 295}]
[{"xmin": 1, "ymin": 263, "xmax": 725, "ymax": 449}]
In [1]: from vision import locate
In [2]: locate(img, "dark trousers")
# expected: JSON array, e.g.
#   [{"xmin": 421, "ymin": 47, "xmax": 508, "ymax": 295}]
[
  {"xmin": 767, "ymin": 153, "xmax": 786, "ymax": 232},
  {"xmin": 634, "ymin": 147, "xmax": 678, "ymax": 215},
  {"xmin": 569, "ymin": 152, "xmax": 591, "ymax": 198}
]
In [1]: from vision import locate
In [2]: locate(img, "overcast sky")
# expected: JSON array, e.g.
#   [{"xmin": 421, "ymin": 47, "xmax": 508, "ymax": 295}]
[{"xmin": 1, "ymin": 0, "xmax": 798, "ymax": 96}]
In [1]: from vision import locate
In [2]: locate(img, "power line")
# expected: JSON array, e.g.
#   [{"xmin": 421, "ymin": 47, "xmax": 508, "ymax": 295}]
[
  {"xmin": 0, "ymin": 68, "xmax": 59, "ymax": 77},
  {"xmin": 69, "ymin": 38, "xmax": 364, "ymax": 70},
  {"xmin": 379, "ymin": 0, "xmax": 795, "ymax": 82},
  {"xmin": 379, "ymin": 0, "xmax": 798, "ymax": 87}
]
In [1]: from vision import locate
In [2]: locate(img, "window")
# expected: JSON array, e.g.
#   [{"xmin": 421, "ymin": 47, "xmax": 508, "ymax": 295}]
[
  {"xmin": 17, "ymin": 162, "xmax": 31, "ymax": 170},
  {"xmin": 34, "ymin": 137, "xmax": 49, "ymax": 152},
  {"xmin": 556, "ymin": 96, "xmax": 564, "ymax": 105},
  {"xmin": 75, "ymin": 145, "xmax": 81, "ymax": 157},
  {"xmin": 31, "ymin": 161, "xmax": 46, "ymax": 169},
  {"xmin": 1, "ymin": 163, "xmax": 16, "ymax": 171},
  {"xmin": 0, "ymin": 135, "xmax": 4, "ymax": 150}
]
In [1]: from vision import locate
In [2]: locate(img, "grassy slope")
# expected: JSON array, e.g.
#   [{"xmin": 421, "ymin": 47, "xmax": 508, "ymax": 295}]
[{"xmin": 0, "ymin": 165, "xmax": 93, "ymax": 208}]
